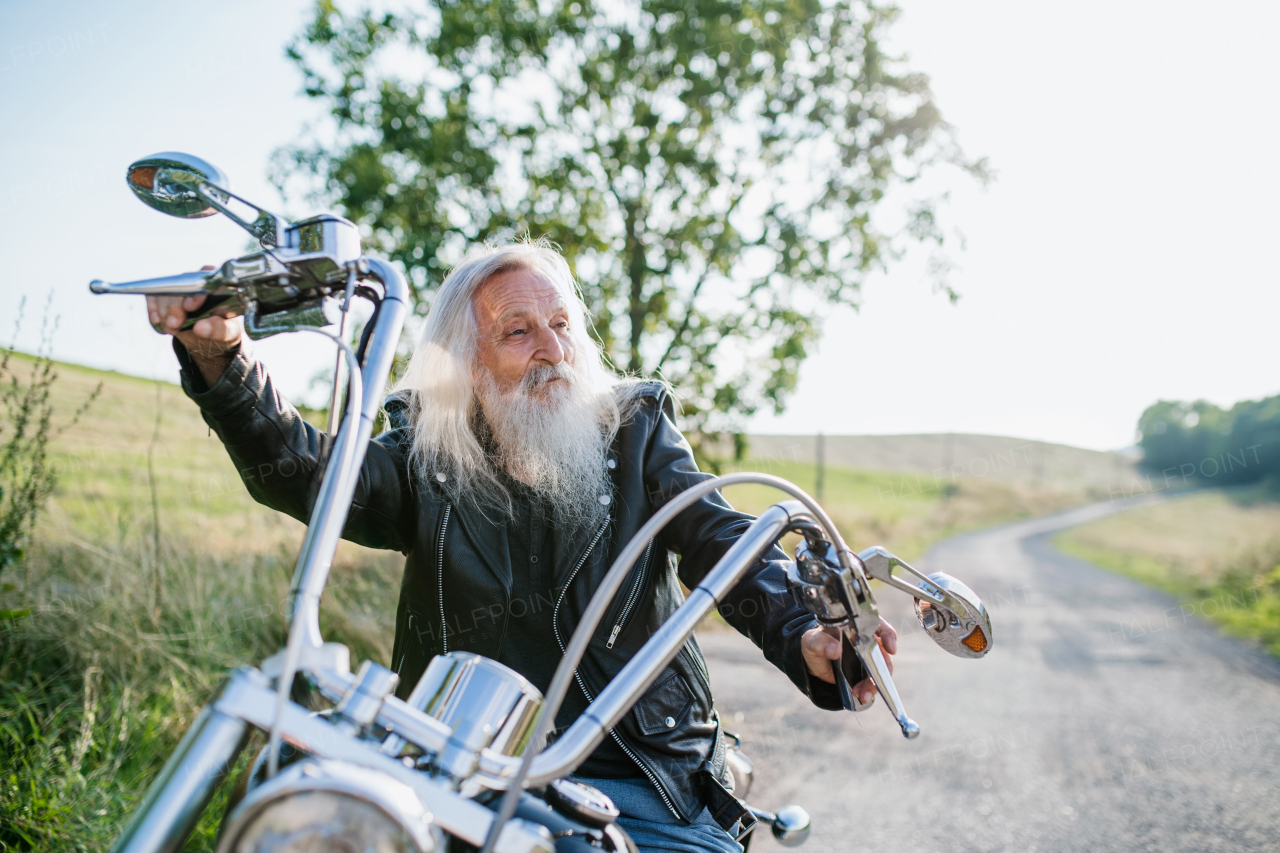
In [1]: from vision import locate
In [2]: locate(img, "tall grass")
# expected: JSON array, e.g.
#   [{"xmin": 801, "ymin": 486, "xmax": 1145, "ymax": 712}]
[
  {"xmin": 1, "ymin": 516, "xmax": 401, "ymax": 850},
  {"xmin": 0, "ymin": 353, "xmax": 400, "ymax": 850},
  {"xmin": 1210, "ymin": 544, "xmax": 1280, "ymax": 656}
]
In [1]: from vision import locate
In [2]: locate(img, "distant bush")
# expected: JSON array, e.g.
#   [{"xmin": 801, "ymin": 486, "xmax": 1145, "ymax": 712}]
[{"xmin": 1137, "ymin": 394, "xmax": 1280, "ymax": 485}]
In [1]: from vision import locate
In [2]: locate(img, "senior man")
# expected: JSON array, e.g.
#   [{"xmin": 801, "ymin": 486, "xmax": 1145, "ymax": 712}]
[{"xmin": 147, "ymin": 241, "xmax": 896, "ymax": 853}]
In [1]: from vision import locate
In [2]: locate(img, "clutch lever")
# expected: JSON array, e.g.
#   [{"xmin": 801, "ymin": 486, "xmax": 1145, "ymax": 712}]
[
  {"xmin": 90, "ymin": 252, "xmax": 345, "ymax": 340},
  {"xmin": 91, "ymin": 269, "xmax": 232, "ymax": 333},
  {"xmin": 90, "ymin": 269, "xmax": 215, "ymax": 296}
]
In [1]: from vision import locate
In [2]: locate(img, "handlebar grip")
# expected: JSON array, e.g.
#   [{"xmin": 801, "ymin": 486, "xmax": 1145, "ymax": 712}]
[
  {"xmin": 832, "ymin": 633, "xmax": 870, "ymax": 712},
  {"xmin": 89, "ymin": 270, "xmax": 213, "ymax": 295}
]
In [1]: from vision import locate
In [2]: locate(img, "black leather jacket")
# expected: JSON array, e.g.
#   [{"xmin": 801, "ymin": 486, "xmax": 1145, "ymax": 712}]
[{"xmin": 176, "ymin": 342, "xmax": 844, "ymax": 823}]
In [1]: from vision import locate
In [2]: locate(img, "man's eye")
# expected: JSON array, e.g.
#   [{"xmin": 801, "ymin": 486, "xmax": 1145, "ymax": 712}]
[{"xmin": 508, "ymin": 328, "xmax": 526, "ymax": 337}]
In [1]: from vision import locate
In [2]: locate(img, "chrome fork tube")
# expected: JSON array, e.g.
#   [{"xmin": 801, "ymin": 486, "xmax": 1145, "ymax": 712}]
[
  {"xmin": 271, "ymin": 259, "xmax": 408, "ymax": 777},
  {"xmin": 287, "ymin": 258, "xmax": 409, "ymax": 647},
  {"xmin": 109, "ymin": 702, "xmax": 249, "ymax": 853}
]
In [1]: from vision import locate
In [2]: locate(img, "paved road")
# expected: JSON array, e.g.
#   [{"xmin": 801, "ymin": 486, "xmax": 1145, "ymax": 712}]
[{"xmin": 700, "ymin": 497, "xmax": 1280, "ymax": 852}]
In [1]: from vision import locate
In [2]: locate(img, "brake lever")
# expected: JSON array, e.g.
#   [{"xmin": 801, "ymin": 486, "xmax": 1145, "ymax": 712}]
[{"xmin": 787, "ymin": 539, "xmax": 920, "ymax": 738}]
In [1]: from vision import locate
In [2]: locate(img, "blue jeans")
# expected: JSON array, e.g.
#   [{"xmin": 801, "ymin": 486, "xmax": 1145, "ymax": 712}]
[{"xmin": 572, "ymin": 776, "xmax": 744, "ymax": 853}]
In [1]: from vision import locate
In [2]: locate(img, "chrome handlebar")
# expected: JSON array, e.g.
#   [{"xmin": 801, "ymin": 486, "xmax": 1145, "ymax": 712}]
[{"xmin": 89, "ymin": 212, "xmax": 363, "ymax": 339}]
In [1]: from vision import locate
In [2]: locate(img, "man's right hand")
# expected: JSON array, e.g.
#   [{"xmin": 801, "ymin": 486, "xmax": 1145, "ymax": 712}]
[{"xmin": 146, "ymin": 267, "xmax": 244, "ymax": 387}]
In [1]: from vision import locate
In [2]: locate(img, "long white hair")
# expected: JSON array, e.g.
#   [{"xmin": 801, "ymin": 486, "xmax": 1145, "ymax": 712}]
[{"xmin": 394, "ymin": 239, "xmax": 644, "ymax": 520}]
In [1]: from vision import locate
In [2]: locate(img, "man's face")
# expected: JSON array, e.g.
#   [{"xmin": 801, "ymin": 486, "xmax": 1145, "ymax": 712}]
[{"xmin": 472, "ymin": 268, "xmax": 576, "ymax": 401}]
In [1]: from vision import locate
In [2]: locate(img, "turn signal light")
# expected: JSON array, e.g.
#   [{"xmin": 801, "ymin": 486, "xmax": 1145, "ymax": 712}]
[
  {"xmin": 961, "ymin": 627, "xmax": 988, "ymax": 654},
  {"xmin": 129, "ymin": 166, "xmax": 156, "ymax": 190}
]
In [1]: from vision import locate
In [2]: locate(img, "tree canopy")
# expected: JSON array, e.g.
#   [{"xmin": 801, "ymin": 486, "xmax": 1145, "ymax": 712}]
[
  {"xmin": 1138, "ymin": 396, "xmax": 1280, "ymax": 486},
  {"xmin": 278, "ymin": 0, "xmax": 985, "ymax": 442}
]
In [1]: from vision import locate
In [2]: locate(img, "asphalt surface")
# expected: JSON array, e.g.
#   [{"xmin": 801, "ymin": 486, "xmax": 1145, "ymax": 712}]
[{"xmin": 700, "ymin": 497, "xmax": 1280, "ymax": 852}]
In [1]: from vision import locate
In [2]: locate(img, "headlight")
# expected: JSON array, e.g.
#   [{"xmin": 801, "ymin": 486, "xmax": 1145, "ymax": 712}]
[{"xmin": 217, "ymin": 759, "xmax": 440, "ymax": 853}]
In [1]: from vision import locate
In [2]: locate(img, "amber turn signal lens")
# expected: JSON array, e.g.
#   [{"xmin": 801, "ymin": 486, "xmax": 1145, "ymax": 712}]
[
  {"xmin": 129, "ymin": 166, "xmax": 156, "ymax": 190},
  {"xmin": 961, "ymin": 627, "xmax": 988, "ymax": 654}
]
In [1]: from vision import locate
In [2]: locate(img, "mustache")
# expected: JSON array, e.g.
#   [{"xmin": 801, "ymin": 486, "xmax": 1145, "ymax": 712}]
[{"xmin": 519, "ymin": 362, "xmax": 576, "ymax": 394}]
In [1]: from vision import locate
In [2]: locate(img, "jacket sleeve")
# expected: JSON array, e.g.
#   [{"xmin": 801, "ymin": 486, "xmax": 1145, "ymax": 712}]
[
  {"xmin": 641, "ymin": 395, "xmax": 855, "ymax": 711},
  {"xmin": 174, "ymin": 340, "xmax": 417, "ymax": 554}
]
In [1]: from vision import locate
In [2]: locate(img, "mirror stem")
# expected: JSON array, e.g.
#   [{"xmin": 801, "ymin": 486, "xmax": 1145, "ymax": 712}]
[{"xmin": 190, "ymin": 180, "xmax": 286, "ymax": 247}]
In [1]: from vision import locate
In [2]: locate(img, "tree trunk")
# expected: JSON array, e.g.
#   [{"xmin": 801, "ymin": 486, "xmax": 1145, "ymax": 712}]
[{"xmin": 625, "ymin": 202, "xmax": 646, "ymax": 374}]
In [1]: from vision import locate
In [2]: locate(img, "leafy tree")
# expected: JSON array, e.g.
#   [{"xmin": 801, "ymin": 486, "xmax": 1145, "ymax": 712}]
[
  {"xmin": 277, "ymin": 0, "xmax": 985, "ymax": 443},
  {"xmin": 1137, "ymin": 395, "xmax": 1280, "ymax": 486}
]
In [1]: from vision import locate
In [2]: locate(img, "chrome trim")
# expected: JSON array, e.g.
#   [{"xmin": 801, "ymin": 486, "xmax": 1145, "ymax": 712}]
[
  {"xmin": 790, "ymin": 538, "xmax": 920, "ymax": 738},
  {"xmin": 216, "ymin": 759, "xmax": 441, "ymax": 853},
  {"xmin": 307, "ymin": 666, "xmax": 451, "ymax": 755},
  {"xmin": 212, "ymin": 669, "xmax": 554, "ymax": 853},
  {"xmin": 857, "ymin": 547, "xmax": 992, "ymax": 659},
  {"xmin": 287, "ymin": 256, "xmax": 408, "ymax": 648},
  {"xmin": 725, "ymin": 745, "xmax": 754, "ymax": 801},
  {"xmin": 125, "ymin": 152, "xmax": 229, "ymax": 219},
  {"xmin": 412, "ymin": 652, "xmax": 544, "ymax": 781},
  {"xmin": 334, "ymin": 660, "xmax": 400, "ymax": 728}
]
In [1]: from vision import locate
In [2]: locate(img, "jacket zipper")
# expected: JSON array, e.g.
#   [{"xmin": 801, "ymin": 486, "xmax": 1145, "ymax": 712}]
[
  {"xmin": 551, "ymin": 518, "xmax": 611, "ymax": 650},
  {"xmin": 396, "ymin": 613, "xmax": 415, "ymax": 674},
  {"xmin": 606, "ymin": 540, "xmax": 653, "ymax": 649},
  {"xmin": 565, "ymin": 665, "xmax": 682, "ymax": 820},
  {"xmin": 437, "ymin": 503, "xmax": 452, "ymax": 654},
  {"xmin": 553, "ymin": 521, "xmax": 682, "ymax": 820}
]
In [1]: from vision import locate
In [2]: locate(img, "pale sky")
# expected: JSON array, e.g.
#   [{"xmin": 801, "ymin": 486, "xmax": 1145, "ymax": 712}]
[{"xmin": 3, "ymin": 1, "xmax": 1277, "ymax": 451}]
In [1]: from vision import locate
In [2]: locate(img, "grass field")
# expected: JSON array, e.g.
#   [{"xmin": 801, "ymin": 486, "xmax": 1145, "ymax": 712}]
[
  {"xmin": 1055, "ymin": 486, "xmax": 1280, "ymax": 655},
  {"xmin": 1, "ymin": 356, "xmax": 1102, "ymax": 850}
]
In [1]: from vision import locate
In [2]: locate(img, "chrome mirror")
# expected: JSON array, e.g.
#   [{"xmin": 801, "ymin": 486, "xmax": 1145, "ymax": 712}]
[
  {"xmin": 125, "ymin": 151, "xmax": 286, "ymax": 247},
  {"xmin": 913, "ymin": 572, "xmax": 992, "ymax": 659},
  {"xmin": 856, "ymin": 546, "xmax": 993, "ymax": 660},
  {"xmin": 126, "ymin": 152, "xmax": 228, "ymax": 219}
]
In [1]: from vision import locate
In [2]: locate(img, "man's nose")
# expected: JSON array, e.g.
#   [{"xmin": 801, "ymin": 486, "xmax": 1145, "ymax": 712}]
[{"xmin": 532, "ymin": 326, "xmax": 567, "ymax": 365}]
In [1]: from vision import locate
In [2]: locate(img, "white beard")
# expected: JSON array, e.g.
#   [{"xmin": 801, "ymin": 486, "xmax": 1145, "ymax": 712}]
[{"xmin": 475, "ymin": 360, "xmax": 612, "ymax": 530}]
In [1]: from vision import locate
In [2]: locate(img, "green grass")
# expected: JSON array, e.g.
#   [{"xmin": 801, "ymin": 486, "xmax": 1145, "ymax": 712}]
[
  {"xmin": 1, "ymin": 356, "xmax": 1100, "ymax": 849},
  {"xmin": 721, "ymin": 455, "xmax": 1097, "ymax": 563},
  {"xmin": 1055, "ymin": 485, "xmax": 1280, "ymax": 655},
  {"xmin": 0, "ymin": 356, "xmax": 399, "ymax": 851}
]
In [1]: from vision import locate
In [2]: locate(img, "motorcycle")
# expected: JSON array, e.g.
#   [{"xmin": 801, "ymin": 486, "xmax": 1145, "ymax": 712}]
[{"xmin": 89, "ymin": 152, "xmax": 994, "ymax": 853}]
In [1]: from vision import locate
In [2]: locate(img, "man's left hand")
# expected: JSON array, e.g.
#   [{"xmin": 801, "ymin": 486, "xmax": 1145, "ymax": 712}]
[{"xmin": 801, "ymin": 620, "xmax": 897, "ymax": 706}]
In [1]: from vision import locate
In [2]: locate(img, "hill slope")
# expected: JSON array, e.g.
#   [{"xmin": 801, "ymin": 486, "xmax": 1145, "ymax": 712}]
[{"xmin": 745, "ymin": 432, "xmax": 1136, "ymax": 490}]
